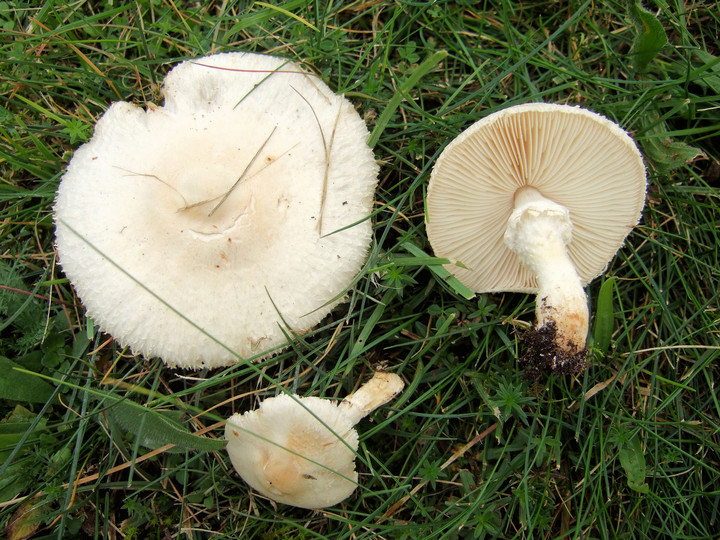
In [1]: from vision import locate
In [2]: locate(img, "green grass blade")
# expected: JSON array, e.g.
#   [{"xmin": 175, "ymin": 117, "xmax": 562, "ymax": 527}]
[{"xmin": 368, "ymin": 50, "xmax": 448, "ymax": 148}]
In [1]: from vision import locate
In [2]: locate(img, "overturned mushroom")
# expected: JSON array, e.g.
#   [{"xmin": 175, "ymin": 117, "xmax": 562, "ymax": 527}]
[
  {"xmin": 426, "ymin": 103, "xmax": 646, "ymax": 376},
  {"xmin": 225, "ymin": 371, "xmax": 404, "ymax": 509},
  {"xmin": 54, "ymin": 52, "xmax": 379, "ymax": 369}
]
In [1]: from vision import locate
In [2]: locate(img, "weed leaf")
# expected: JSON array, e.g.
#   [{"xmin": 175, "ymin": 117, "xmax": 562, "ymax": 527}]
[
  {"xmin": 627, "ymin": 1, "xmax": 668, "ymax": 73},
  {"xmin": 618, "ymin": 434, "xmax": 650, "ymax": 493},
  {"xmin": 109, "ymin": 400, "xmax": 225, "ymax": 454},
  {"xmin": 592, "ymin": 277, "xmax": 616, "ymax": 357},
  {"xmin": 641, "ymin": 117, "xmax": 706, "ymax": 172},
  {"xmin": 0, "ymin": 405, "xmax": 49, "ymax": 463},
  {"xmin": 0, "ymin": 358, "xmax": 55, "ymax": 404}
]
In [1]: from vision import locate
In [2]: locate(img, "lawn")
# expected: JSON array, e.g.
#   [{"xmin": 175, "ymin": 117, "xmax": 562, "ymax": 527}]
[{"xmin": 1, "ymin": 1, "xmax": 719, "ymax": 539}]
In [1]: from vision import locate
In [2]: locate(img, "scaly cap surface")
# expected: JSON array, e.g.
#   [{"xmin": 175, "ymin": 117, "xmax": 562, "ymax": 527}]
[{"xmin": 54, "ymin": 52, "xmax": 379, "ymax": 368}]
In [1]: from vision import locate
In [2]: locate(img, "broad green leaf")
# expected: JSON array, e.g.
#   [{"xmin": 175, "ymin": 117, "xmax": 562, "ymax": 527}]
[
  {"xmin": 0, "ymin": 260, "xmax": 45, "ymax": 344},
  {"xmin": 0, "ymin": 357, "xmax": 55, "ymax": 403},
  {"xmin": 628, "ymin": 1, "xmax": 668, "ymax": 73},
  {"xmin": 645, "ymin": 138, "xmax": 706, "ymax": 172},
  {"xmin": 592, "ymin": 277, "xmax": 616, "ymax": 357},
  {"xmin": 109, "ymin": 400, "xmax": 225, "ymax": 454},
  {"xmin": 641, "ymin": 118, "xmax": 706, "ymax": 173},
  {"xmin": 618, "ymin": 433, "xmax": 650, "ymax": 493},
  {"xmin": 0, "ymin": 408, "xmax": 50, "ymax": 502},
  {"xmin": 0, "ymin": 461, "xmax": 33, "ymax": 503},
  {"xmin": 0, "ymin": 405, "xmax": 48, "ymax": 463}
]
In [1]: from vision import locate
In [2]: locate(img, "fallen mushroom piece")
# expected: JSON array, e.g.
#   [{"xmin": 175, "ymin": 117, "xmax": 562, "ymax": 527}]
[
  {"xmin": 426, "ymin": 103, "xmax": 646, "ymax": 376},
  {"xmin": 224, "ymin": 371, "xmax": 404, "ymax": 509},
  {"xmin": 54, "ymin": 52, "xmax": 379, "ymax": 369}
]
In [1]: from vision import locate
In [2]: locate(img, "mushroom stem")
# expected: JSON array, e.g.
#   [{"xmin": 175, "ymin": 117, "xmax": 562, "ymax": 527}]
[
  {"xmin": 338, "ymin": 371, "xmax": 405, "ymax": 425},
  {"xmin": 504, "ymin": 187, "xmax": 589, "ymax": 369}
]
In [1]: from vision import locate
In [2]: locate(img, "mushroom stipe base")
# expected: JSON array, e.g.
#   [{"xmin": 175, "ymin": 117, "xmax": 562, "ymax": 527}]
[{"xmin": 520, "ymin": 321, "xmax": 588, "ymax": 380}]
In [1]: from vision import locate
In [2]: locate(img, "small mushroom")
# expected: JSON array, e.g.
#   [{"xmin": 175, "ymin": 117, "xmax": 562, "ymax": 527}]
[
  {"xmin": 224, "ymin": 371, "xmax": 404, "ymax": 509},
  {"xmin": 426, "ymin": 103, "xmax": 646, "ymax": 376},
  {"xmin": 54, "ymin": 52, "xmax": 379, "ymax": 369}
]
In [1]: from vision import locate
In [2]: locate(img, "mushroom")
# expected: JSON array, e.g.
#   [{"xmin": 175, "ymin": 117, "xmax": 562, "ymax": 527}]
[
  {"xmin": 54, "ymin": 52, "xmax": 379, "ymax": 369},
  {"xmin": 426, "ymin": 103, "xmax": 646, "ymax": 376},
  {"xmin": 224, "ymin": 371, "xmax": 404, "ymax": 509}
]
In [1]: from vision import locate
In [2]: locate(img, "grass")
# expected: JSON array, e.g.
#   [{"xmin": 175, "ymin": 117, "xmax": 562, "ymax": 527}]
[{"xmin": 1, "ymin": 0, "xmax": 719, "ymax": 538}]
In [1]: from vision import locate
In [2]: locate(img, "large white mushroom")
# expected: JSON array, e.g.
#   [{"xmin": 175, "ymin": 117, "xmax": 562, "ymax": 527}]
[
  {"xmin": 426, "ymin": 103, "xmax": 647, "ymax": 376},
  {"xmin": 224, "ymin": 371, "xmax": 405, "ymax": 509},
  {"xmin": 54, "ymin": 52, "xmax": 379, "ymax": 369}
]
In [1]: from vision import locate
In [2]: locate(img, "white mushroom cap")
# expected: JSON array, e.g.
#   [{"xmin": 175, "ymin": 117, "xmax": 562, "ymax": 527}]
[
  {"xmin": 225, "ymin": 394, "xmax": 359, "ymax": 509},
  {"xmin": 54, "ymin": 52, "xmax": 379, "ymax": 369},
  {"xmin": 426, "ymin": 103, "xmax": 646, "ymax": 294},
  {"xmin": 224, "ymin": 371, "xmax": 404, "ymax": 509}
]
